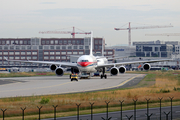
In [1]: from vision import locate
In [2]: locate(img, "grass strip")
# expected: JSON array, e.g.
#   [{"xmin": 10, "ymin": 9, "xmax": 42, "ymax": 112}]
[{"xmin": 3, "ymin": 101, "xmax": 180, "ymax": 120}]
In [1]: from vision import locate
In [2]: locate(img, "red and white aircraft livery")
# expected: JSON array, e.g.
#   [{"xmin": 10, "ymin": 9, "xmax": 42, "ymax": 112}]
[{"xmin": 5, "ymin": 31, "xmax": 172, "ymax": 79}]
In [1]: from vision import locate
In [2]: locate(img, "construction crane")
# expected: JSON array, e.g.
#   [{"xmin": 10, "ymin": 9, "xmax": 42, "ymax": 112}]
[
  {"xmin": 114, "ymin": 22, "xmax": 173, "ymax": 46},
  {"xmin": 39, "ymin": 27, "xmax": 91, "ymax": 38},
  {"xmin": 145, "ymin": 33, "xmax": 180, "ymax": 36}
]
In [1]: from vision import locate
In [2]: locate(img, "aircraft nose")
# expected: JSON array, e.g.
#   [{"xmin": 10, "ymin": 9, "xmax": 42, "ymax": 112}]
[{"xmin": 78, "ymin": 62, "xmax": 90, "ymax": 67}]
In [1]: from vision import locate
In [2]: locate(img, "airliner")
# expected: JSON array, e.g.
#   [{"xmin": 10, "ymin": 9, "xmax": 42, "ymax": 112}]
[{"xmin": 5, "ymin": 31, "xmax": 172, "ymax": 79}]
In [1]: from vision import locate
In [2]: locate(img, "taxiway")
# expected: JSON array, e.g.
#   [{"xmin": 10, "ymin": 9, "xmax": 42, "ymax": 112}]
[{"xmin": 0, "ymin": 73, "xmax": 145, "ymax": 98}]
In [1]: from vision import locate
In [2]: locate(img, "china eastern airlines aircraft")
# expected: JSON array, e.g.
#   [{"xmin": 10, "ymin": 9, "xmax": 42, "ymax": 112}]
[{"xmin": 5, "ymin": 31, "xmax": 172, "ymax": 79}]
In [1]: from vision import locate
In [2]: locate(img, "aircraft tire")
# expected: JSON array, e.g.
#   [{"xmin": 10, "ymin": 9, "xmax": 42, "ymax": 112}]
[
  {"xmin": 104, "ymin": 74, "xmax": 107, "ymax": 79},
  {"xmin": 100, "ymin": 74, "xmax": 103, "ymax": 79}
]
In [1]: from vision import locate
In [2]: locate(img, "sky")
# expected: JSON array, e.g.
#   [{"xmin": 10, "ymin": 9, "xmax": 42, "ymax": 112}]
[{"xmin": 0, "ymin": 0, "xmax": 180, "ymax": 46}]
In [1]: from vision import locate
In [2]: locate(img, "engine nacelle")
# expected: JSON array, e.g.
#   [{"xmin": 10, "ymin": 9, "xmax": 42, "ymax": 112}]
[
  {"xmin": 50, "ymin": 64, "xmax": 57, "ymax": 71},
  {"xmin": 55, "ymin": 67, "xmax": 64, "ymax": 76},
  {"xmin": 119, "ymin": 66, "xmax": 126, "ymax": 74},
  {"xmin": 110, "ymin": 67, "xmax": 119, "ymax": 76},
  {"xmin": 71, "ymin": 67, "xmax": 80, "ymax": 74},
  {"xmin": 143, "ymin": 63, "xmax": 151, "ymax": 70}
]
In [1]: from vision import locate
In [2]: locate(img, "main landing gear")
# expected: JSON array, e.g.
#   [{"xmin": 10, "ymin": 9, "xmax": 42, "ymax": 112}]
[
  {"xmin": 100, "ymin": 67, "xmax": 107, "ymax": 79},
  {"xmin": 101, "ymin": 74, "xmax": 107, "ymax": 79}
]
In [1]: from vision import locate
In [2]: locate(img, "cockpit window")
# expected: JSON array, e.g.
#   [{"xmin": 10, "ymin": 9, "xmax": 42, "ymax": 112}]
[{"xmin": 81, "ymin": 60, "xmax": 89, "ymax": 62}]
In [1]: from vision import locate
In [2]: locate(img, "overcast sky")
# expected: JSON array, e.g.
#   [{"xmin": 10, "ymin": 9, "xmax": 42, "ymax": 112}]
[{"xmin": 1, "ymin": 0, "xmax": 180, "ymax": 46}]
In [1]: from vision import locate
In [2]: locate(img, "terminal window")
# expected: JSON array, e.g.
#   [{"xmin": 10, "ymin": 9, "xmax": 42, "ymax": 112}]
[
  {"xmin": 50, "ymin": 52, "xmax": 54, "ymax": 55},
  {"xmin": 16, "ymin": 46, "xmax": 20, "ymax": 50},
  {"xmin": 56, "ymin": 52, "xmax": 60, "ymax": 55},
  {"xmin": 63, "ymin": 40, "xmax": 67, "ymax": 44},
  {"xmin": 73, "ymin": 46, "xmax": 77, "ymax": 49},
  {"xmin": 33, "ymin": 56, "xmax": 37, "ymax": 59},
  {"xmin": 46, "ymin": 40, "xmax": 50, "ymax": 44},
  {"xmin": 44, "ymin": 56, "xmax": 48, "ymax": 59},
  {"xmin": 68, "ymin": 46, "xmax": 72, "ymax": 49},
  {"xmin": 50, "ymin": 40, "xmax": 54, "ymax": 44},
  {"xmin": 56, "ymin": 56, "xmax": 60, "ymax": 59},
  {"xmin": 15, "ymin": 52, "xmax": 20, "ymax": 55},
  {"xmin": 50, "ymin": 56, "xmax": 54, "ymax": 59},
  {"xmin": 10, "ymin": 46, "xmax": 14, "ymax": 50},
  {"xmin": 27, "ymin": 52, "xmax": 31, "ymax": 55},
  {"xmin": 55, "ymin": 40, "xmax": 58, "ymax": 44},
  {"xmin": 59, "ymin": 40, "xmax": 62, "ymax": 44},
  {"xmin": 9, "ymin": 56, "xmax": 14, "ymax": 59},
  {"xmin": 4, "ymin": 46, "xmax": 8, "ymax": 50},
  {"xmin": 15, "ymin": 56, "xmax": 20, "ymax": 59},
  {"xmin": 44, "ymin": 51, "xmax": 49, "ymax": 55},
  {"xmin": 62, "ymin": 46, "xmax": 66, "ymax": 49},
  {"xmin": 61, "ymin": 51, "xmax": 66, "ymax": 55},
  {"xmin": 68, "ymin": 40, "xmax": 71, "ymax": 44},
  {"xmin": 56, "ymin": 46, "xmax": 60, "ymax": 49},
  {"xmin": 67, "ymin": 51, "xmax": 72, "ymax": 54},
  {"xmin": 50, "ymin": 46, "xmax": 54, "ymax": 49},
  {"xmin": 21, "ymin": 52, "xmax": 25, "ymax": 55},
  {"xmin": 9, "ymin": 52, "xmax": 14, "ymax": 55}
]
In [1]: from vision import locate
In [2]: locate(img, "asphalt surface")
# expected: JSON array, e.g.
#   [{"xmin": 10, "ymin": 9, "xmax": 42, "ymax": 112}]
[
  {"xmin": 43, "ymin": 106, "xmax": 180, "ymax": 120},
  {"xmin": 0, "ymin": 73, "xmax": 145, "ymax": 98}
]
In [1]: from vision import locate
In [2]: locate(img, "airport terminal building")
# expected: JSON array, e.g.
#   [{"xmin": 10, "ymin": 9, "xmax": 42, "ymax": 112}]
[
  {"xmin": 0, "ymin": 37, "xmax": 114, "ymax": 68},
  {"xmin": 105, "ymin": 46, "xmax": 136, "ymax": 57},
  {"xmin": 133, "ymin": 40, "xmax": 176, "ymax": 57}
]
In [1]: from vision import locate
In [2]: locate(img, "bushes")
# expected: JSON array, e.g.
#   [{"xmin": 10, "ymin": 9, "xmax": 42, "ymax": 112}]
[
  {"xmin": 173, "ymin": 87, "xmax": 180, "ymax": 91},
  {"xmin": 40, "ymin": 97, "xmax": 50, "ymax": 104},
  {"xmin": 156, "ymin": 89, "xmax": 170, "ymax": 93}
]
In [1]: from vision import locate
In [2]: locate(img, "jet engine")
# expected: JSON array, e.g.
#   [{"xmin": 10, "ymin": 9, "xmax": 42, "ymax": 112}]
[
  {"xmin": 71, "ymin": 67, "xmax": 80, "ymax": 74},
  {"xmin": 143, "ymin": 63, "xmax": 151, "ymax": 70},
  {"xmin": 55, "ymin": 67, "xmax": 64, "ymax": 76},
  {"xmin": 119, "ymin": 66, "xmax": 126, "ymax": 74},
  {"xmin": 50, "ymin": 64, "xmax": 57, "ymax": 71},
  {"xmin": 110, "ymin": 67, "xmax": 119, "ymax": 76}
]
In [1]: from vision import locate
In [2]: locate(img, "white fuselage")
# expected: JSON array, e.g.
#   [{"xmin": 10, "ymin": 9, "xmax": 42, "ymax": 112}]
[
  {"xmin": 77, "ymin": 55, "xmax": 97, "ymax": 73},
  {"xmin": 77, "ymin": 55, "xmax": 108, "ymax": 73}
]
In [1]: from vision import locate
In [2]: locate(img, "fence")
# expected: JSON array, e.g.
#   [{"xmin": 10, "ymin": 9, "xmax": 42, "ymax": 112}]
[{"xmin": 1, "ymin": 96, "xmax": 179, "ymax": 120}]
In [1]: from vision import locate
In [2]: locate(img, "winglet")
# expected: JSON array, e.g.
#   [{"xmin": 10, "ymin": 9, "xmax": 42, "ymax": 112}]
[{"xmin": 4, "ymin": 57, "xmax": 8, "ymax": 61}]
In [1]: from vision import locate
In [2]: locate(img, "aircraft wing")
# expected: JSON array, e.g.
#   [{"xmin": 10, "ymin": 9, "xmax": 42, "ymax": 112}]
[
  {"xmin": 96, "ymin": 59, "xmax": 173, "ymax": 68},
  {"xmin": 106, "ymin": 56, "xmax": 128, "ymax": 60},
  {"xmin": 4, "ymin": 57, "xmax": 77, "ymax": 68},
  {"xmin": 96, "ymin": 56, "xmax": 128, "ymax": 60}
]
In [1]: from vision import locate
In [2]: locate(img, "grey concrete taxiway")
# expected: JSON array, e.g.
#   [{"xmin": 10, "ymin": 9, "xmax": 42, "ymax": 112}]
[{"xmin": 0, "ymin": 73, "xmax": 145, "ymax": 98}]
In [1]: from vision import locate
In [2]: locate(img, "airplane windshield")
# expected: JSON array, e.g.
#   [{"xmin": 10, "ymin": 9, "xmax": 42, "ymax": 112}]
[{"xmin": 81, "ymin": 60, "xmax": 89, "ymax": 62}]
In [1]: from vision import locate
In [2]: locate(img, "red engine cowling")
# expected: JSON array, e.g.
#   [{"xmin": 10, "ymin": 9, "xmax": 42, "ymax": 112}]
[
  {"xmin": 110, "ymin": 67, "xmax": 119, "ymax": 76},
  {"xmin": 119, "ymin": 66, "xmax": 126, "ymax": 74},
  {"xmin": 55, "ymin": 67, "xmax": 64, "ymax": 76},
  {"xmin": 143, "ymin": 63, "xmax": 151, "ymax": 70}
]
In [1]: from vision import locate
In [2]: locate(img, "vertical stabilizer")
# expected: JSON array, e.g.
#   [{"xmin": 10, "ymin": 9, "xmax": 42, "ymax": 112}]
[
  {"xmin": 102, "ymin": 38, "xmax": 104, "ymax": 56},
  {"xmin": 90, "ymin": 31, "xmax": 93, "ymax": 56}
]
